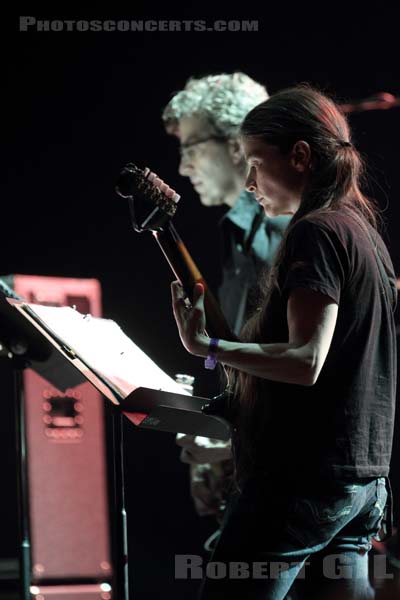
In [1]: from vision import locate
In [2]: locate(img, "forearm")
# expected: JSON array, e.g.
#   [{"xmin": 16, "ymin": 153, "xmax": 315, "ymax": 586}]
[
  {"xmin": 171, "ymin": 283, "xmax": 335, "ymax": 387},
  {"xmin": 195, "ymin": 336, "xmax": 315, "ymax": 386}
]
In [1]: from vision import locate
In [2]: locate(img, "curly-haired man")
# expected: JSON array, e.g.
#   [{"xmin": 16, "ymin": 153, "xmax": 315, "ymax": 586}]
[
  {"xmin": 163, "ymin": 73, "xmax": 290, "ymax": 334},
  {"xmin": 162, "ymin": 73, "xmax": 290, "ymax": 522}
]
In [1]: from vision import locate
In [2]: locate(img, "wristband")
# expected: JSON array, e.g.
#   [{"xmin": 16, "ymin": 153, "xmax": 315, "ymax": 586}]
[{"xmin": 204, "ymin": 338, "xmax": 219, "ymax": 370}]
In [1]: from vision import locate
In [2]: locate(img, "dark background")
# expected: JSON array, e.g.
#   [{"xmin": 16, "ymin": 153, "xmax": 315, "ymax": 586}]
[{"xmin": 1, "ymin": 12, "xmax": 400, "ymax": 599}]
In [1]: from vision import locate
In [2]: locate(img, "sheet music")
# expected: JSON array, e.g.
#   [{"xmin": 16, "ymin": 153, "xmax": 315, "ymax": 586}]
[{"xmin": 22, "ymin": 304, "xmax": 188, "ymax": 398}]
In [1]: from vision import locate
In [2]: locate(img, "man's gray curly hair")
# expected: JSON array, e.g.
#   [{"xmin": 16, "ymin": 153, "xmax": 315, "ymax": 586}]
[{"xmin": 162, "ymin": 72, "xmax": 268, "ymax": 138}]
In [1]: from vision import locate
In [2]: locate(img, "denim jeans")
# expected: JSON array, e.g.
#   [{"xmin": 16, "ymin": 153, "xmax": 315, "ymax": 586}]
[{"xmin": 199, "ymin": 476, "xmax": 388, "ymax": 600}]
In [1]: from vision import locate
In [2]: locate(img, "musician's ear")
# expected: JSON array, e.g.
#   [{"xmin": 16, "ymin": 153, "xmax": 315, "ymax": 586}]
[{"xmin": 227, "ymin": 138, "xmax": 244, "ymax": 166}]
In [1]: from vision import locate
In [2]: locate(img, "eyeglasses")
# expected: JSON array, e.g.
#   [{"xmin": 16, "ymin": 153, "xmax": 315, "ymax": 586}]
[{"xmin": 179, "ymin": 134, "xmax": 226, "ymax": 161}]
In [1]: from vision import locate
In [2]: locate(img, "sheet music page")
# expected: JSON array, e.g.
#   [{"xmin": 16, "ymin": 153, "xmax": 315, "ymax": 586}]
[{"xmin": 24, "ymin": 304, "xmax": 188, "ymax": 398}]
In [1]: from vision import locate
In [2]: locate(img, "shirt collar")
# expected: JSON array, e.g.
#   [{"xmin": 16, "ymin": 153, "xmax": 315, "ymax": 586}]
[
  {"xmin": 221, "ymin": 190, "xmax": 260, "ymax": 231},
  {"xmin": 221, "ymin": 191, "xmax": 292, "ymax": 232}
]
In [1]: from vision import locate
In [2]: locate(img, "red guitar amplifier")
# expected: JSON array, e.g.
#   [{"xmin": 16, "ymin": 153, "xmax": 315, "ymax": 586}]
[{"xmin": 11, "ymin": 275, "xmax": 113, "ymax": 584}]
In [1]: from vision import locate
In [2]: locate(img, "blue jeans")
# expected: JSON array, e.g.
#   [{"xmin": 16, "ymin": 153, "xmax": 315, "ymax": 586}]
[{"xmin": 199, "ymin": 476, "xmax": 388, "ymax": 600}]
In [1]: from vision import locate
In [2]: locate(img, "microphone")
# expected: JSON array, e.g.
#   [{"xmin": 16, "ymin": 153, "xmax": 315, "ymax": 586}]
[{"xmin": 341, "ymin": 92, "xmax": 400, "ymax": 114}]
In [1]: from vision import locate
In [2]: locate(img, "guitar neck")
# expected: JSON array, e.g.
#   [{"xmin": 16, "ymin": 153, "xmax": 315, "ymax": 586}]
[{"xmin": 153, "ymin": 223, "xmax": 236, "ymax": 341}]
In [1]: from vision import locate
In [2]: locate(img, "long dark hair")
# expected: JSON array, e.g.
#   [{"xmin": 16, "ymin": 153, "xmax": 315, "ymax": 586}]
[{"xmin": 231, "ymin": 85, "xmax": 379, "ymax": 482}]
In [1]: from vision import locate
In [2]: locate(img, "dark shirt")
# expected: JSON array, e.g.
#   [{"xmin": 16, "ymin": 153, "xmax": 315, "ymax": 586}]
[
  {"xmin": 239, "ymin": 209, "xmax": 397, "ymax": 484},
  {"xmin": 218, "ymin": 191, "xmax": 289, "ymax": 334}
]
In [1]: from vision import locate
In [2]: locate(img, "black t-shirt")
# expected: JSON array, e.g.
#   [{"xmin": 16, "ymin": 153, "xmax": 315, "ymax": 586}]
[{"xmin": 237, "ymin": 209, "xmax": 397, "ymax": 484}]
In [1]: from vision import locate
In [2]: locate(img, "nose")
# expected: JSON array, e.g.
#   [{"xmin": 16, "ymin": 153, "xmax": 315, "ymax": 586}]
[
  {"xmin": 245, "ymin": 167, "xmax": 256, "ymax": 193},
  {"xmin": 178, "ymin": 153, "xmax": 192, "ymax": 177}
]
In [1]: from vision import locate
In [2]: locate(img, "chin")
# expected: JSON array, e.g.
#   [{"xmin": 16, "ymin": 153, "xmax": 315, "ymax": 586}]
[
  {"xmin": 199, "ymin": 194, "xmax": 222, "ymax": 207},
  {"xmin": 262, "ymin": 205, "xmax": 276, "ymax": 217},
  {"xmin": 263, "ymin": 203, "xmax": 293, "ymax": 218}
]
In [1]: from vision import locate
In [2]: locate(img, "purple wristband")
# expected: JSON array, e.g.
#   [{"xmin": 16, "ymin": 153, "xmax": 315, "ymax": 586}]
[{"xmin": 204, "ymin": 338, "xmax": 219, "ymax": 370}]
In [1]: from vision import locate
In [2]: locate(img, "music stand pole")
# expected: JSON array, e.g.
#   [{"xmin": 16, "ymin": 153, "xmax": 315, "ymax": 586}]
[
  {"xmin": 107, "ymin": 403, "xmax": 130, "ymax": 600},
  {"xmin": 13, "ymin": 366, "xmax": 31, "ymax": 600}
]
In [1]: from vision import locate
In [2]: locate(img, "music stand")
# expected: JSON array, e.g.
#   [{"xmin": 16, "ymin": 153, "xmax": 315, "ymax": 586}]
[{"xmin": 4, "ymin": 299, "xmax": 230, "ymax": 599}]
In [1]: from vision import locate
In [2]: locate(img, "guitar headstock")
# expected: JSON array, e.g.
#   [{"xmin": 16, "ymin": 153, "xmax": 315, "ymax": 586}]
[{"xmin": 115, "ymin": 163, "xmax": 181, "ymax": 232}]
